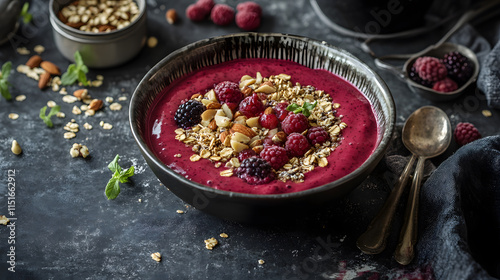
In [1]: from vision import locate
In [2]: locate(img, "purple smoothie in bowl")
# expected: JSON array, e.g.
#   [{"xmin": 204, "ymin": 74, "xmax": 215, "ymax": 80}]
[{"xmin": 130, "ymin": 33, "xmax": 395, "ymax": 223}]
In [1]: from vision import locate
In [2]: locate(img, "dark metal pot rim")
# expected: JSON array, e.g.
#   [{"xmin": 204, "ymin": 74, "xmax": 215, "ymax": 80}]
[{"xmin": 130, "ymin": 32, "xmax": 396, "ymax": 201}]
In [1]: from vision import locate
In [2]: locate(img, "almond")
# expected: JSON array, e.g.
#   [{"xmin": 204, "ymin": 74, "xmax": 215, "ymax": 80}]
[
  {"xmin": 191, "ymin": 93, "xmax": 202, "ymax": 99},
  {"xmin": 208, "ymin": 119, "xmax": 217, "ymax": 131},
  {"xmin": 26, "ymin": 55, "xmax": 42, "ymax": 69},
  {"xmin": 231, "ymin": 123, "xmax": 257, "ymax": 138},
  {"xmin": 264, "ymin": 107, "xmax": 274, "ymax": 115},
  {"xmin": 241, "ymin": 86, "xmax": 253, "ymax": 97},
  {"xmin": 38, "ymin": 71, "xmax": 51, "ymax": 89},
  {"xmin": 73, "ymin": 89, "xmax": 88, "ymax": 100},
  {"xmin": 272, "ymin": 131, "xmax": 287, "ymax": 143},
  {"xmin": 166, "ymin": 9, "xmax": 178, "ymax": 24},
  {"xmin": 207, "ymin": 101, "xmax": 222, "ymax": 109},
  {"xmin": 88, "ymin": 99, "xmax": 103, "ymax": 111},
  {"xmin": 252, "ymin": 145, "xmax": 264, "ymax": 154},
  {"xmin": 40, "ymin": 61, "xmax": 61, "ymax": 75},
  {"xmin": 255, "ymin": 81, "xmax": 276, "ymax": 94},
  {"xmin": 219, "ymin": 131, "xmax": 229, "ymax": 143}
]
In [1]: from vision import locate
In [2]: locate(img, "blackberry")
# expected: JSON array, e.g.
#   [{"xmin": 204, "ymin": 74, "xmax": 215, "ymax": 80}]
[
  {"xmin": 236, "ymin": 157, "xmax": 275, "ymax": 185},
  {"xmin": 408, "ymin": 66, "xmax": 433, "ymax": 88},
  {"xmin": 442, "ymin": 51, "xmax": 473, "ymax": 86},
  {"xmin": 174, "ymin": 100, "xmax": 205, "ymax": 129}
]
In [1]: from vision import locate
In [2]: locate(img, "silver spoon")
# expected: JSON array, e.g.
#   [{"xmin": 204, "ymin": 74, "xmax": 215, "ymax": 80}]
[{"xmin": 393, "ymin": 106, "xmax": 451, "ymax": 265}]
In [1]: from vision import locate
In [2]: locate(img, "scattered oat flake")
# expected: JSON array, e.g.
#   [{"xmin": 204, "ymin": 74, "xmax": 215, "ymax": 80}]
[
  {"xmin": 60, "ymin": 87, "xmax": 68, "ymax": 95},
  {"xmin": 34, "ymin": 45, "xmax": 45, "ymax": 54},
  {"xmin": 47, "ymin": 100, "xmax": 57, "ymax": 107},
  {"xmin": 17, "ymin": 47, "xmax": 30, "ymax": 55},
  {"xmin": 151, "ymin": 252, "xmax": 161, "ymax": 262},
  {"xmin": 72, "ymin": 106, "xmax": 82, "ymax": 115},
  {"xmin": 83, "ymin": 123, "xmax": 93, "ymax": 130},
  {"xmin": 118, "ymin": 96, "xmax": 128, "ymax": 101},
  {"xmin": 190, "ymin": 154, "xmax": 201, "ymax": 162},
  {"xmin": 147, "ymin": 36, "xmax": 158, "ymax": 48},
  {"xmin": 258, "ymin": 259, "xmax": 265, "ymax": 265},
  {"xmin": 105, "ymin": 96, "xmax": 114, "ymax": 103},
  {"xmin": 85, "ymin": 109, "xmax": 96, "ymax": 116},
  {"xmin": 204, "ymin": 238, "xmax": 218, "ymax": 250},
  {"xmin": 63, "ymin": 95, "xmax": 78, "ymax": 103},
  {"xmin": 92, "ymin": 80, "xmax": 103, "ymax": 87},
  {"xmin": 8, "ymin": 113, "xmax": 19, "ymax": 120},
  {"xmin": 220, "ymin": 169, "xmax": 233, "ymax": 177},
  {"xmin": 96, "ymin": 75, "xmax": 104, "ymax": 81},
  {"xmin": 0, "ymin": 215, "xmax": 9, "ymax": 225},
  {"xmin": 56, "ymin": 112, "xmax": 66, "ymax": 118},
  {"xmin": 176, "ymin": 210, "xmax": 184, "ymax": 214},
  {"xmin": 15, "ymin": 95, "xmax": 26, "ymax": 102},
  {"xmin": 109, "ymin": 102, "xmax": 122, "ymax": 111},
  {"xmin": 482, "ymin": 110, "xmax": 492, "ymax": 117},
  {"xmin": 219, "ymin": 233, "xmax": 228, "ymax": 238},
  {"xmin": 64, "ymin": 132, "xmax": 76, "ymax": 139},
  {"xmin": 138, "ymin": 198, "xmax": 142, "ymax": 203}
]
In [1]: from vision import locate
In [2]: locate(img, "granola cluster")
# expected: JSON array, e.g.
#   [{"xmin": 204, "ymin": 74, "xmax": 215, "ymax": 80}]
[{"xmin": 173, "ymin": 72, "xmax": 347, "ymax": 184}]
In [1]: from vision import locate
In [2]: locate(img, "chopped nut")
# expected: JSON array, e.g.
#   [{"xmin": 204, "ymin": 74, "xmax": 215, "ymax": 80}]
[
  {"xmin": 482, "ymin": 110, "xmax": 492, "ymax": 117},
  {"xmin": 72, "ymin": 106, "xmax": 82, "ymax": 115},
  {"xmin": 0, "ymin": 215, "xmax": 10, "ymax": 225},
  {"xmin": 63, "ymin": 95, "xmax": 79, "ymax": 103},
  {"xmin": 102, "ymin": 123, "xmax": 113, "ymax": 130},
  {"xmin": 8, "ymin": 113, "xmax": 19, "ymax": 120},
  {"xmin": 204, "ymin": 238, "xmax": 218, "ymax": 250},
  {"xmin": 176, "ymin": 210, "xmax": 184, "ymax": 214},
  {"xmin": 16, "ymin": 47, "xmax": 30, "ymax": 55},
  {"xmin": 85, "ymin": 109, "xmax": 96, "ymax": 116},
  {"xmin": 105, "ymin": 96, "xmax": 114, "ymax": 103},
  {"xmin": 88, "ymin": 99, "xmax": 103, "ymax": 111},
  {"xmin": 109, "ymin": 102, "xmax": 122, "ymax": 111},
  {"xmin": 11, "ymin": 140, "xmax": 22, "ymax": 155},
  {"xmin": 83, "ymin": 123, "xmax": 93, "ymax": 130},
  {"xmin": 34, "ymin": 45, "xmax": 45, "ymax": 54},
  {"xmin": 70, "ymin": 143, "xmax": 89, "ymax": 158},
  {"xmin": 73, "ymin": 89, "xmax": 88, "ymax": 100},
  {"xmin": 258, "ymin": 259, "xmax": 265, "ymax": 265},
  {"xmin": 64, "ymin": 132, "xmax": 76, "ymax": 139},
  {"xmin": 47, "ymin": 100, "xmax": 57, "ymax": 108},
  {"xmin": 151, "ymin": 252, "xmax": 162, "ymax": 262},
  {"xmin": 57, "ymin": 112, "xmax": 66, "ymax": 118},
  {"xmin": 219, "ymin": 233, "xmax": 229, "ymax": 238},
  {"xmin": 118, "ymin": 96, "xmax": 127, "ymax": 101},
  {"xmin": 166, "ymin": 9, "xmax": 178, "ymax": 24}
]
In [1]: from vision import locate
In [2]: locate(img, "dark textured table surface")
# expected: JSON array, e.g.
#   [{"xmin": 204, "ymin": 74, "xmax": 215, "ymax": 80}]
[{"xmin": 1, "ymin": 1, "xmax": 499, "ymax": 279}]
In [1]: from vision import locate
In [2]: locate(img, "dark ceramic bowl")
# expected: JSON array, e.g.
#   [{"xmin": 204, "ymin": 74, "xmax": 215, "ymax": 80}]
[{"xmin": 130, "ymin": 33, "xmax": 395, "ymax": 223}]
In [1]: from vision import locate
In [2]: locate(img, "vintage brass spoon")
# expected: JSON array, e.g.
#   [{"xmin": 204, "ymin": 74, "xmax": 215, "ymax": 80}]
[{"xmin": 393, "ymin": 106, "xmax": 451, "ymax": 265}]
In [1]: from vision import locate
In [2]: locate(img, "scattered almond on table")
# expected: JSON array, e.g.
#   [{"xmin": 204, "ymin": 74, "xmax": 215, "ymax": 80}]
[{"xmin": 151, "ymin": 252, "xmax": 161, "ymax": 262}]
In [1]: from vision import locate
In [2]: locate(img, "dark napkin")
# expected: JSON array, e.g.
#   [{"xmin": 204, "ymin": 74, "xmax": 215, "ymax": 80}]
[{"xmin": 415, "ymin": 135, "xmax": 500, "ymax": 279}]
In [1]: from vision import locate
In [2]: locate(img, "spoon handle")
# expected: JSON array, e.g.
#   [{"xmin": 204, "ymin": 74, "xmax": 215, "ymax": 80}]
[
  {"xmin": 356, "ymin": 154, "xmax": 417, "ymax": 254},
  {"xmin": 394, "ymin": 156, "xmax": 426, "ymax": 265}
]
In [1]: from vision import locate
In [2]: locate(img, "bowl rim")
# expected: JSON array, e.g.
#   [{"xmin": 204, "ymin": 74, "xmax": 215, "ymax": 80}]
[
  {"xmin": 129, "ymin": 32, "xmax": 396, "ymax": 201},
  {"xmin": 48, "ymin": 0, "xmax": 146, "ymax": 37}
]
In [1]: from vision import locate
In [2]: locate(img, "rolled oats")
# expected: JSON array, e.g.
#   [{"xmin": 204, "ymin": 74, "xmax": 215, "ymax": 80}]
[
  {"xmin": 204, "ymin": 238, "xmax": 218, "ymax": 250},
  {"xmin": 15, "ymin": 95, "xmax": 26, "ymax": 102}
]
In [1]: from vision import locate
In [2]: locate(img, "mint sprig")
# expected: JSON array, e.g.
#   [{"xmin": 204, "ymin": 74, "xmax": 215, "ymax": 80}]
[
  {"xmin": 20, "ymin": 3, "xmax": 32, "ymax": 24},
  {"xmin": 61, "ymin": 51, "xmax": 89, "ymax": 86},
  {"xmin": 105, "ymin": 155, "xmax": 135, "ymax": 200},
  {"xmin": 39, "ymin": 105, "xmax": 61, "ymax": 127},
  {"xmin": 0, "ymin": 61, "xmax": 13, "ymax": 101},
  {"xmin": 286, "ymin": 101, "xmax": 317, "ymax": 117}
]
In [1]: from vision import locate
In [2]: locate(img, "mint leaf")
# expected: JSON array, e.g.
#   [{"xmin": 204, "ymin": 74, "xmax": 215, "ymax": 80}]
[
  {"xmin": 39, "ymin": 105, "xmax": 61, "ymax": 127},
  {"xmin": 0, "ymin": 61, "xmax": 12, "ymax": 100},
  {"xmin": 108, "ymin": 154, "xmax": 121, "ymax": 173},
  {"xmin": 286, "ymin": 103, "xmax": 300, "ymax": 112},
  {"xmin": 60, "ymin": 51, "xmax": 89, "ymax": 86},
  {"xmin": 105, "ymin": 155, "xmax": 135, "ymax": 200},
  {"xmin": 285, "ymin": 101, "xmax": 317, "ymax": 117},
  {"xmin": 303, "ymin": 101, "xmax": 317, "ymax": 111},
  {"xmin": 20, "ymin": 3, "xmax": 32, "ymax": 24},
  {"xmin": 105, "ymin": 177, "xmax": 121, "ymax": 200}
]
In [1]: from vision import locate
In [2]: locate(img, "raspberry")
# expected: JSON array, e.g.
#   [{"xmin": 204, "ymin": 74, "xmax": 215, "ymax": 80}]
[
  {"xmin": 236, "ymin": 1, "xmax": 262, "ymax": 16},
  {"xmin": 260, "ymin": 146, "xmax": 289, "ymax": 170},
  {"xmin": 285, "ymin": 133, "xmax": 311, "ymax": 157},
  {"xmin": 197, "ymin": 0, "xmax": 215, "ymax": 13},
  {"xmin": 236, "ymin": 11, "xmax": 261, "ymax": 31},
  {"xmin": 210, "ymin": 4, "xmax": 234, "ymax": 26},
  {"xmin": 442, "ymin": 51, "xmax": 473, "ymax": 86},
  {"xmin": 236, "ymin": 157, "xmax": 275, "ymax": 184},
  {"xmin": 281, "ymin": 112, "xmax": 309, "ymax": 134},
  {"xmin": 259, "ymin": 112, "xmax": 279, "ymax": 129},
  {"xmin": 432, "ymin": 77, "xmax": 458, "ymax": 93},
  {"xmin": 414, "ymin": 57, "xmax": 447, "ymax": 82},
  {"xmin": 307, "ymin": 126, "xmax": 330, "ymax": 146},
  {"xmin": 408, "ymin": 66, "xmax": 433, "ymax": 88},
  {"xmin": 214, "ymin": 81, "xmax": 243, "ymax": 104},
  {"xmin": 174, "ymin": 100, "xmax": 205, "ymax": 129},
  {"xmin": 238, "ymin": 149, "xmax": 256, "ymax": 162},
  {"xmin": 239, "ymin": 93, "xmax": 265, "ymax": 118},
  {"xmin": 186, "ymin": 4, "xmax": 209, "ymax": 21},
  {"xmin": 454, "ymin": 122, "xmax": 481, "ymax": 146},
  {"xmin": 274, "ymin": 102, "xmax": 289, "ymax": 121}
]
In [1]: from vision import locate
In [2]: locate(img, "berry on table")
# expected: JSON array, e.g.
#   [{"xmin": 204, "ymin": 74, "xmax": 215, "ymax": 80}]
[
  {"xmin": 281, "ymin": 112, "xmax": 309, "ymax": 134},
  {"xmin": 211, "ymin": 4, "xmax": 234, "ymax": 26},
  {"xmin": 197, "ymin": 0, "xmax": 215, "ymax": 13},
  {"xmin": 214, "ymin": 81, "xmax": 243, "ymax": 104},
  {"xmin": 307, "ymin": 126, "xmax": 330, "ymax": 145},
  {"xmin": 285, "ymin": 133, "xmax": 311, "ymax": 157},
  {"xmin": 239, "ymin": 93, "xmax": 265, "ymax": 118},
  {"xmin": 454, "ymin": 122, "xmax": 481, "ymax": 146},
  {"xmin": 236, "ymin": 11, "xmax": 261, "ymax": 31},
  {"xmin": 174, "ymin": 100, "xmax": 205, "ymax": 129},
  {"xmin": 260, "ymin": 146, "xmax": 289, "ymax": 170},
  {"xmin": 414, "ymin": 56, "xmax": 447, "ymax": 82},
  {"xmin": 236, "ymin": 157, "xmax": 275, "ymax": 184},
  {"xmin": 186, "ymin": 4, "xmax": 209, "ymax": 21},
  {"xmin": 432, "ymin": 77, "xmax": 458, "ymax": 93},
  {"xmin": 236, "ymin": 1, "xmax": 262, "ymax": 16}
]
